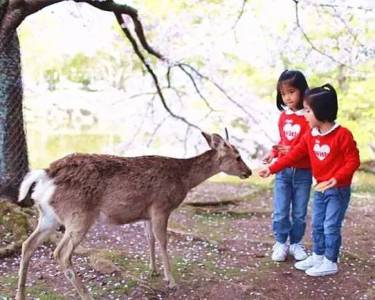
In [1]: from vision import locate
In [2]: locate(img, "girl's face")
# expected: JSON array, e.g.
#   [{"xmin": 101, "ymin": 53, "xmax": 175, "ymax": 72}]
[
  {"xmin": 303, "ymin": 102, "xmax": 320, "ymax": 128},
  {"xmin": 280, "ymin": 83, "xmax": 301, "ymax": 111}
]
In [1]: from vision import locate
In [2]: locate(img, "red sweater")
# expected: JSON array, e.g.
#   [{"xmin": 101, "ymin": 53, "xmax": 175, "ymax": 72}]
[
  {"xmin": 272, "ymin": 109, "xmax": 310, "ymax": 169},
  {"xmin": 270, "ymin": 124, "xmax": 360, "ymax": 187}
]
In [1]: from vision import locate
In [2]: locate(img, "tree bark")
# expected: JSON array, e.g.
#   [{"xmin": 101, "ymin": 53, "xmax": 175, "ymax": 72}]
[{"xmin": 0, "ymin": 6, "xmax": 29, "ymax": 202}]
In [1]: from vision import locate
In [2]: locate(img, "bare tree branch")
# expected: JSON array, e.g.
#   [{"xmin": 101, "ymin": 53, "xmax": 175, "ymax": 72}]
[
  {"xmin": 113, "ymin": 13, "xmax": 199, "ymax": 130},
  {"xmin": 1, "ymin": 0, "xmax": 62, "ymax": 39},
  {"xmin": 292, "ymin": 0, "xmax": 352, "ymax": 68},
  {"xmin": 174, "ymin": 62, "xmax": 276, "ymax": 142},
  {"xmin": 146, "ymin": 116, "xmax": 167, "ymax": 148},
  {"xmin": 75, "ymin": 0, "xmax": 163, "ymax": 60},
  {"xmin": 232, "ymin": 0, "xmax": 248, "ymax": 29},
  {"xmin": 168, "ymin": 64, "xmax": 216, "ymax": 112},
  {"xmin": 318, "ymin": 3, "xmax": 374, "ymax": 12},
  {"xmin": 1, "ymin": 0, "xmax": 198, "ymax": 129},
  {"xmin": 319, "ymin": 4, "xmax": 366, "ymax": 50}
]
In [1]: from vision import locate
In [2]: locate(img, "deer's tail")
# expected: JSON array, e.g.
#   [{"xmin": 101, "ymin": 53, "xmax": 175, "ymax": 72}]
[{"xmin": 18, "ymin": 170, "xmax": 49, "ymax": 206}]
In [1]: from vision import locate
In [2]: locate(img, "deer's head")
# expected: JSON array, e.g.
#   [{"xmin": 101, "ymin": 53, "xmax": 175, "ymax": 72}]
[{"xmin": 202, "ymin": 131, "xmax": 252, "ymax": 179}]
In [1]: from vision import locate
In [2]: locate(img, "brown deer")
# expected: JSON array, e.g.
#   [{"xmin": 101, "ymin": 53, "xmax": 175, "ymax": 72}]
[{"xmin": 16, "ymin": 132, "xmax": 251, "ymax": 300}]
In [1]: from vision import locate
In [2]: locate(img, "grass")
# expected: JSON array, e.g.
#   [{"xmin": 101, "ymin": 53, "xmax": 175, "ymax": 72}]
[
  {"xmin": 85, "ymin": 250, "xmax": 142, "ymax": 297},
  {"xmin": 0, "ymin": 274, "xmax": 64, "ymax": 300},
  {"xmin": 89, "ymin": 278, "xmax": 138, "ymax": 299},
  {"xmin": 352, "ymin": 171, "xmax": 375, "ymax": 194},
  {"xmin": 171, "ymin": 255, "xmax": 250, "ymax": 283},
  {"xmin": 0, "ymin": 273, "xmax": 18, "ymax": 295},
  {"xmin": 28, "ymin": 286, "xmax": 65, "ymax": 300},
  {"xmin": 191, "ymin": 212, "xmax": 235, "ymax": 241},
  {"xmin": 209, "ymin": 173, "xmax": 274, "ymax": 189}
]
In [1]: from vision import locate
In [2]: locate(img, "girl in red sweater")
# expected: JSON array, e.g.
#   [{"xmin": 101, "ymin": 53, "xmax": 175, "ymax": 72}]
[
  {"xmin": 264, "ymin": 70, "xmax": 312, "ymax": 262},
  {"xmin": 259, "ymin": 84, "xmax": 360, "ymax": 276}
]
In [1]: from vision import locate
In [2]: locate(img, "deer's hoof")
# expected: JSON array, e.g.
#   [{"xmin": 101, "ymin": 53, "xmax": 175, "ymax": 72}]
[
  {"xmin": 15, "ymin": 293, "xmax": 25, "ymax": 300},
  {"xmin": 167, "ymin": 279, "xmax": 177, "ymax": 289},
  {"xmin": 149, "ymin": 270, "xmax": 160, "ymax": 277}
]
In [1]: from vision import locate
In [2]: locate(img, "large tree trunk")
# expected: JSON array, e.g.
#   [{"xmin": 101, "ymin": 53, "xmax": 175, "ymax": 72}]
[{"xmin": 0, "ymin": 7, "xmax": 29, "ymax": 202}]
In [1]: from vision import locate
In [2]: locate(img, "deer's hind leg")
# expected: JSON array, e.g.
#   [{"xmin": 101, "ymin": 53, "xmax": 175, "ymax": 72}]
[
  {"xmin": 16, "ymin": 209, "xmax": 59, "ymax": 300},
  {"xmin": 54, "ymin": 216, "xmax": 94, "ymax": 300},
  {"xmin": 144, "ymin": 220, "xmax": 158, "ymax": 276},
  {"xmin": 151, "ymin": 211, "xmax": 176, "ymax": 288}
]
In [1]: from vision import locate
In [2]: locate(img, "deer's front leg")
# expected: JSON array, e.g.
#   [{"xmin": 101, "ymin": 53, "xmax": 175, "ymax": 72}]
[
  {"xmin": 151, "ymin": 213, "xmax": 176, "ymax": 288},
  {"xmin": 144, "ymin": 220, "xmax": 158, "ymax": 276}
]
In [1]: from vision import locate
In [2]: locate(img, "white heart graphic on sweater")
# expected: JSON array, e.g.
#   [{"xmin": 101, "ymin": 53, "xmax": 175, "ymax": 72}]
[
  {"xmin": 283, "ymin": 123, "xmax": 301, "ymax": 141},
  {"xmin": 313, "ymin": 143, "xmax": 330, "ymax": 160}
]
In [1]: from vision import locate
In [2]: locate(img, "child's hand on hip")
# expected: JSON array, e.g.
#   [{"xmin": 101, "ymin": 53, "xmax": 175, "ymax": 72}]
[
  {"xmin": 314, "ymin": 178, "xmax": 337, "ymax": 192},
  {"xmin": 258, "ymin": 166, "xmax": 271, "ymax": 178}
]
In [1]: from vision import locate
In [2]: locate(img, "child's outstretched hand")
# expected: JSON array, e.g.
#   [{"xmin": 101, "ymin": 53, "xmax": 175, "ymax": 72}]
[
  {"xmin": 262, "ymin": 152, "xmax": 274, "ymax": 164},
  {"xmin": 258, "ymin": 166, "xmax": 271, "ymax": 178},
  {"xmin": 314, "ymin": 178, "xmax": 337, "ymax": 192}
]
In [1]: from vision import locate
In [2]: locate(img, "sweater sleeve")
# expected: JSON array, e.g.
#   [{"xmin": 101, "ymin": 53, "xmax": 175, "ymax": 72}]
[
  {"xmin": 269, "ymin": 132, "xmax": 309, "ymax": 174},
  {"xmin": 333, "ymin": 131, "xmax": 360, "ymax": 184},
  {"xmin": 272, "ymin": 114, "xmax": 283, "ymax": 158}
]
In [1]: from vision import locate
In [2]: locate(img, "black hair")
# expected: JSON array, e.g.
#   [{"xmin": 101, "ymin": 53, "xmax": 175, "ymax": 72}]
[
  {"xmin": 304, "ymin": 84, "xmax": 338, "ymax": 122},
  {"xmin": 276, "ymin": 70, "xmax": 309, "ymax": 111}
]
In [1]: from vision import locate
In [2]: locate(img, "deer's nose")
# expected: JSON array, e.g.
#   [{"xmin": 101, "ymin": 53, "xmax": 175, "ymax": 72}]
[{"xmin": 242, "ymin": 169, "xmax": 252, "ymax": 178}]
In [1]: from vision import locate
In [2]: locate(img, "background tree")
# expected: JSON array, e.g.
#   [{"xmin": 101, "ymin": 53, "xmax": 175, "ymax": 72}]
[{"xmin": 0, "ymin": 3, "xmax": 28, "ymax": 201}]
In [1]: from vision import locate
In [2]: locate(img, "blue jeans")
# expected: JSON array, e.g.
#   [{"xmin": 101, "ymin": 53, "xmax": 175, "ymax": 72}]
[
  {"xmin": 273, "ymin": 168, "xmax": 312, "ymax": 244},
  {"xmin": 312, "ymin": 186, "xmax": 351, "ymax": 262}
]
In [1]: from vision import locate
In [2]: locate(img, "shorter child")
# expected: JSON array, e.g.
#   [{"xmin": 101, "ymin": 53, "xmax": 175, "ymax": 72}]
[{"xmin": 259, "ymin": 84, "xmax": 360, "ymax": 276}]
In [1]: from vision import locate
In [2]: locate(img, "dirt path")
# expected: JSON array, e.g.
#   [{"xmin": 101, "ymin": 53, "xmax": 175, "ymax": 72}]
[{"xmin": 0, "ymin": 180, "xmax": 374, "ymax": 299}]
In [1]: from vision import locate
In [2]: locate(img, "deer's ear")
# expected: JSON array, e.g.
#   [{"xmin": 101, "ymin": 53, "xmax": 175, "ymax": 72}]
[
  {"xmin": 201, "ymin": 131, "xmax": 212, "ymax": 146},
  {"xmin": 211, "ymin": 134, "xmax": 224, "ymax": 149},
  {"xmin": 202, "ymin": 132, "xmax": 224, "ymax": 150}
]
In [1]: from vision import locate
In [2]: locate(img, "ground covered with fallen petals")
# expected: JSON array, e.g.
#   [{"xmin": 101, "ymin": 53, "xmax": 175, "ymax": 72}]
[{"xmin": 0, "ymin": 172, "xmax": 374, "ymax": 299}]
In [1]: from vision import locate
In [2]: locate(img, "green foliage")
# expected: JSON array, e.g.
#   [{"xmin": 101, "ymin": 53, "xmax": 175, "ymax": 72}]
[
  {"xmin": 61, "ymin": 53, "xmax": 92, "ymax": 89},
  {"xmin": 231, "ymin": 117, "xmax": 249, "ymax": 133},
  {"xmin": 27, "ymin": 131, "xmax": 121, "ymax": 168},
  {"xmin": 352, "ymin": 171, "xmax": 375, "ymax": 194},
  {"xmin": 0, "ymin": 277, "xmax": 65, "ymax": 300},
  {"xmin": 43, "ymin": 68, "xmax": 60, "ymax": 91}
]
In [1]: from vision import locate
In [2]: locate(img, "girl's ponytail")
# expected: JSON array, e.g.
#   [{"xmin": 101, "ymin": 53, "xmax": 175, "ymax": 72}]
[{"xmin": 321, "ymin": 83, "xmax": 337, "ymax": 102}]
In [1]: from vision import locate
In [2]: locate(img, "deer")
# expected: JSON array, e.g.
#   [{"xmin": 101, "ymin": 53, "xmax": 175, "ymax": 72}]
[{"xmin": 15, "ymin": 131, "xmax": 252, "ymax": 300}]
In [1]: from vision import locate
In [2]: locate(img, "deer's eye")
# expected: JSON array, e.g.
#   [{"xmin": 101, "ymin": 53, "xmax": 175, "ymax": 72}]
[{"xmin": 236, "ymin": 157, "xmax": 241, "ymax": 162}]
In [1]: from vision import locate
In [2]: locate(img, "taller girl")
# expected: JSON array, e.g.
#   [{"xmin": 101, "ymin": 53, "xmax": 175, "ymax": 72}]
[{"xmin": 264, "ymin": 70, "xmax": 312, "ymax": 262}]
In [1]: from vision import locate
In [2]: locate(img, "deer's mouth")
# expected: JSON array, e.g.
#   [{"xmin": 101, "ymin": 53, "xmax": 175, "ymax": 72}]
[{"xmin": 241, "ymin": 169, "xmax": 252, "ymax": 179}]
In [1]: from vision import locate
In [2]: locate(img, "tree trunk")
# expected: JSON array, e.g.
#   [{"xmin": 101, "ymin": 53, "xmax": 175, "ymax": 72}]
[{"xmin": 0, "ymin": 7, "xmax": 29, "ymax": 202}]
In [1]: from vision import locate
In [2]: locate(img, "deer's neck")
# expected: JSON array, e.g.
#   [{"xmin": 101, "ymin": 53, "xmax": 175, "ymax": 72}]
[{"xmin": 184, "ymin": 150, "xmax": 220, "ymax": 190}]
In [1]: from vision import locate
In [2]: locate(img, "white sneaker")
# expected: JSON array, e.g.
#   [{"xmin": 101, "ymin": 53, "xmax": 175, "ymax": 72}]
[
  {"xmin": 289, "ymin": 243, "xmax": 308, "ymax": 261},
  {"xmin": 294, "ymin": 253, "xmax": 324, "ymax": 271},
  {"xmin": 305, "ymin": 257, "xmax": 338, "ymax": 276},
  {"xmin": 271, "ymin": 242, "xmax": 288, "ymax": 261}
]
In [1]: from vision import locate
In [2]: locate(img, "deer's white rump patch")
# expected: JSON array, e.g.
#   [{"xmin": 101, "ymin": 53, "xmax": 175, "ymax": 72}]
[{"xmin": 19, "ymin": 170, "xmax": 60, "ymax": 230}]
